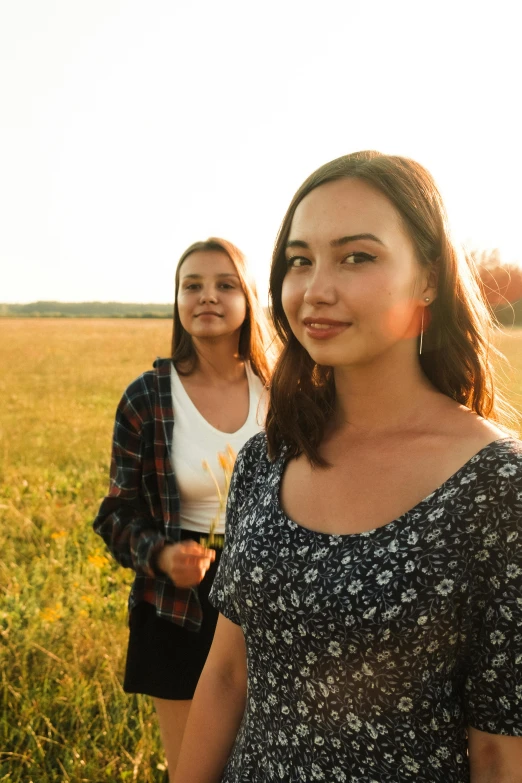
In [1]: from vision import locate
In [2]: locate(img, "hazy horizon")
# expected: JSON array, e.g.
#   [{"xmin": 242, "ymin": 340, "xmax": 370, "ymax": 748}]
[{"xmin": 0, "ymin": 298, "xmax": 173, "ymax": 306}]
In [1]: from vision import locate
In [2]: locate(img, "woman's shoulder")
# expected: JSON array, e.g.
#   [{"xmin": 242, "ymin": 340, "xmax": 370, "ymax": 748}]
[
  {"xmin": 440, "ymin": 403, "xmax": 522, "ymax": 479},
  {"xmin": 468, "ymin": 436, "xmax": 522, "ymax": 519},
  {"xmin": 117, "ymin": 359, "xmax": 171, "ymax": 415},
  {"xmin": 477, "ymin": 436, "xmax": 522, "ymax": 485},
  {"xmin": 236, "ymin": 431, "xmax": 270, "ymax": 467},
  {"xmin": 475, "ymin": 435, "xmax": 522, "ymax": 468},
  {"xmin": 227, "ymin": 433, "xmax": 272, "ymax": 513},
  {"xmin": 235, "ymin": 431, "xmax": 282, "ymax": 481},
  {"xmin": 122, "ymin": 358, "xmax": 171, "ymax": 393}
]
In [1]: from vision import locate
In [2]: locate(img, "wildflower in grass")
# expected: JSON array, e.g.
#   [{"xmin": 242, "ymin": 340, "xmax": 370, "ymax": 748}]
[
  {"xmin": 51, "ymin": 530, "xmax": 67, "ymax": 540},
  {"xmin": 40, "ymin": 603, "xmax": 62, "ymax": 623},
  {"xmin": 88, "ymin": 554, "xmax": 109, "ymax": 568}
]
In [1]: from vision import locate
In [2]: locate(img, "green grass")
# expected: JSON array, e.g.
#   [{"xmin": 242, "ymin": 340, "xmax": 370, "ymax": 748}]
[
  {"xmin": 0, "ymin": 319, "xmax": 521, "ymax": 781},
  {"xmin": 0, "ymin": 319, "xmax": 172, "ymax": 782}
]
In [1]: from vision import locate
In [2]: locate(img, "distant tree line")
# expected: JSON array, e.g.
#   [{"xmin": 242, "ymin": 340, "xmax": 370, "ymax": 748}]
[{"xmin": 0, "ymin": 301, "xmax": 173, "ymax": 318}]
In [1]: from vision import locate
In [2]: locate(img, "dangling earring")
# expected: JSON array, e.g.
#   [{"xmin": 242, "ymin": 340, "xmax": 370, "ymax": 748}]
[{"xmin": 419, "ymin": 297, "xmax": 430, "ymax": 356}]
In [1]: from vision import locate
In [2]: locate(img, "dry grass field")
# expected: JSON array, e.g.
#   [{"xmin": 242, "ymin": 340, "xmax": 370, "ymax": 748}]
[
  {"xmin": 0, "ymin": 319, "xmax": 172, "ymax": 783},
  {"xmin": 0, "ymin": 318, "xmax": 521, "ymax": 782}
]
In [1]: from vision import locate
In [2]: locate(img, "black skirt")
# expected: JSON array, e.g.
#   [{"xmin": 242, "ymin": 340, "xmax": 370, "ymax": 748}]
[{"xmin": 123, "ymin": 531, "xmax": 221, "ymax": 700}]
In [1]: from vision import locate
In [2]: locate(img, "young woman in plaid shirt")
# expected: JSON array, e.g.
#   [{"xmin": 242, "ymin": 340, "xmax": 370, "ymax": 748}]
[{"xmin": 94, "ymin": 238, "xmax": 273, "ymax": 778}]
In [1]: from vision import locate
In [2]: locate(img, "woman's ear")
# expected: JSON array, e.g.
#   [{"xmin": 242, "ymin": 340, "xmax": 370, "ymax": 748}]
[{"xmin": 423, "ymin": 259, "xmax": 439, "ymax": 303}]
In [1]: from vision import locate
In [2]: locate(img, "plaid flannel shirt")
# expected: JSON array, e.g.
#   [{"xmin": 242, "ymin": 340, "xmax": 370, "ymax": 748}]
[{"xmin": 93, "ymin": 358, "xmax": 203, "ymax": 630}]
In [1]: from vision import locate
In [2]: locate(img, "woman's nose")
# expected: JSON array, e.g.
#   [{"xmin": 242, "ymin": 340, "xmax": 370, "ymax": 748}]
[
  {"xmin": 303, "ymin": 265, "xmax": 337, "ymax": 306},
  {"xmin": 199, "ymin": 287, "xmax": 218, "ymax": 303}
]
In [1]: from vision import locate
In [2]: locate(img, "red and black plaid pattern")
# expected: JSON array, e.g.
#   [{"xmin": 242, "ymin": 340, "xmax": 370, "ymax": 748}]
[{"xmin": 93, "ymin": 358, "xmax": 203, "ymax": 630}]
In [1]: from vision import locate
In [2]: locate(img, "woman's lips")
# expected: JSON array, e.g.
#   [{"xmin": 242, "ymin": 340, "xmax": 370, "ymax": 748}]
[{"xmin": 302, "ymin": 318, "xmax": 352, "ymax": 340}]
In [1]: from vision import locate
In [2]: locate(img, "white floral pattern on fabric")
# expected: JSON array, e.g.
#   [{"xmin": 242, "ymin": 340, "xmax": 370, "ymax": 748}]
[{"xmin": 210, "ymin": 434, "xmax": 522, "ymax": 782}]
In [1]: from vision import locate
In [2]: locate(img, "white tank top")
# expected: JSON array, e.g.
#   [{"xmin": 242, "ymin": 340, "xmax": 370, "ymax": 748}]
[{"xmin": 170, "ymin": 363, "xmax": 266, "ymax": 534}]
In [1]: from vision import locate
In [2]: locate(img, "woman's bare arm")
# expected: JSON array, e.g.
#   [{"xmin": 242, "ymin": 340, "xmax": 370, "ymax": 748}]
[
  {"xmin": 172, "ymin": 614, "xmax": 247, "ymax": 783},
  {"xmin": 468, "ymin": 726, "xmax": 522, "ymax": 782}
]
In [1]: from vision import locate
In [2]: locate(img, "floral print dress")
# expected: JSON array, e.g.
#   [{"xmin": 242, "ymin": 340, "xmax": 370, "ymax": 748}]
[{"xmin": 209, "ymin": 434, "xmax": 522, "ymax": 782}]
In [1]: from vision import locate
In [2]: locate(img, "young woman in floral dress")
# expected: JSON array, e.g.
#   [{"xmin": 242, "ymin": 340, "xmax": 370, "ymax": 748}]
[{"xmin": 174, "ymin": 154, "xmax": 522, "ymax": 782}]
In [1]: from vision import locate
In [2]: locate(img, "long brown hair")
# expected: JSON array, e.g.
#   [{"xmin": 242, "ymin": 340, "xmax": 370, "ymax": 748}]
[
  {"xmin": 171, "ymin": 237, "xmax": 272, "ymax": 385},
  {"xmin": 267, "ymin": 150, "xmax": 515, "ymax": 465}
]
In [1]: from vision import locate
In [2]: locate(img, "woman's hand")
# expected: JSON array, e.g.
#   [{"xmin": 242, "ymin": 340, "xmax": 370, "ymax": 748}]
[{"xmin": 157, "ymin": 541, "xmax": 216, "ymax": 587}]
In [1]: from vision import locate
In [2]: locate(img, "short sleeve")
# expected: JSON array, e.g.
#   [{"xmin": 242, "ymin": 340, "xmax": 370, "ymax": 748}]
[
  {"xmin": 464, "ymin": 447, "xmax": 522, "ymax": 735},
  {"xmin": 209, "ymin": 433, "xmax": 268, "ymax": 625}
]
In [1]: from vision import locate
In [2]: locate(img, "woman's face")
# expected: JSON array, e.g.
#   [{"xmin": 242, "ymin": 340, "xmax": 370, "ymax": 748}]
[
  {"xmin": 281, "ymin": 177, "xmax": 434, "ymax": 369},
  {"xmin": 177, "ymin": 250, "xmax": 247, "ymax": 341}
]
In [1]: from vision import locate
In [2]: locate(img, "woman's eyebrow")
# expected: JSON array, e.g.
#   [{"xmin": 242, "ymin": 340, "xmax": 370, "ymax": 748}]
[
  {"xmin": 285, "ymin": 239, "xmax": 310, "ymax": 250},
  {"xmin": 181, "ymin": 272, "xmax": 240, "ymax": 280},
  {"xmin": 286, "ymin": 233, "xmax": 385, "ymax": 250},
  {"xmin": 331, "ymin": 233, "xmax": 385, "ymax": 247}
]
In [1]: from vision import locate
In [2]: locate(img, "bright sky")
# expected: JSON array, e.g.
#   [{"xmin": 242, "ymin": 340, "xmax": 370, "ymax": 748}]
[{"xmin": 1, "ymin": 0, "xmax": 521, "ymax": 305}]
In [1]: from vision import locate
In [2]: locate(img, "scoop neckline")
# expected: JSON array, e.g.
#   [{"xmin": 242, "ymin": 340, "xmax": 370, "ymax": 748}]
[
  {"xmin": 276, "ymin": 436, "xmax": 515, "ymax": 540},
  {"xmin": 171, "ymin": 362, "xmax": 256, "ymax": 437}
]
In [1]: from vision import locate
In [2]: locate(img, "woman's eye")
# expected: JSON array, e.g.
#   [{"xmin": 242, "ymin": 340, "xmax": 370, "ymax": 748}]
[
  {"xmin": 344, "ymin": 252, "xmax": 377, "ymax": 265},
  {"xmin": 219, "ymin": 283, "xmax": 234, "ymax": 290},
  {"xmin": 185, "ymin": 283, "xmax": 200, "ymax": 290},
  {"xmin": 286, "ymin": 256, "xmax": 312, "ymax": 268}
]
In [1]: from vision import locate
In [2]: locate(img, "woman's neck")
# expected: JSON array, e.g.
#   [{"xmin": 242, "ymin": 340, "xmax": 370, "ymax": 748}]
[
  {"xmin": 187, "ymin": 336, "xmax": 245, "ymax": 384},
  {"xmin": 332, "ymin": 349, "xmax": 442, "ymax": 436}
]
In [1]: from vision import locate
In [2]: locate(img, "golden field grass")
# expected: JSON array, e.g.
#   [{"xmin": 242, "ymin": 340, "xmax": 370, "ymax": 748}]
[
  {"xmin": 0, "ymin": 319, "xmax": 173, "ymax": 783},
  {"xmin": 0, "ymin": 318, "xmax": 522, "ymax": 782}
]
